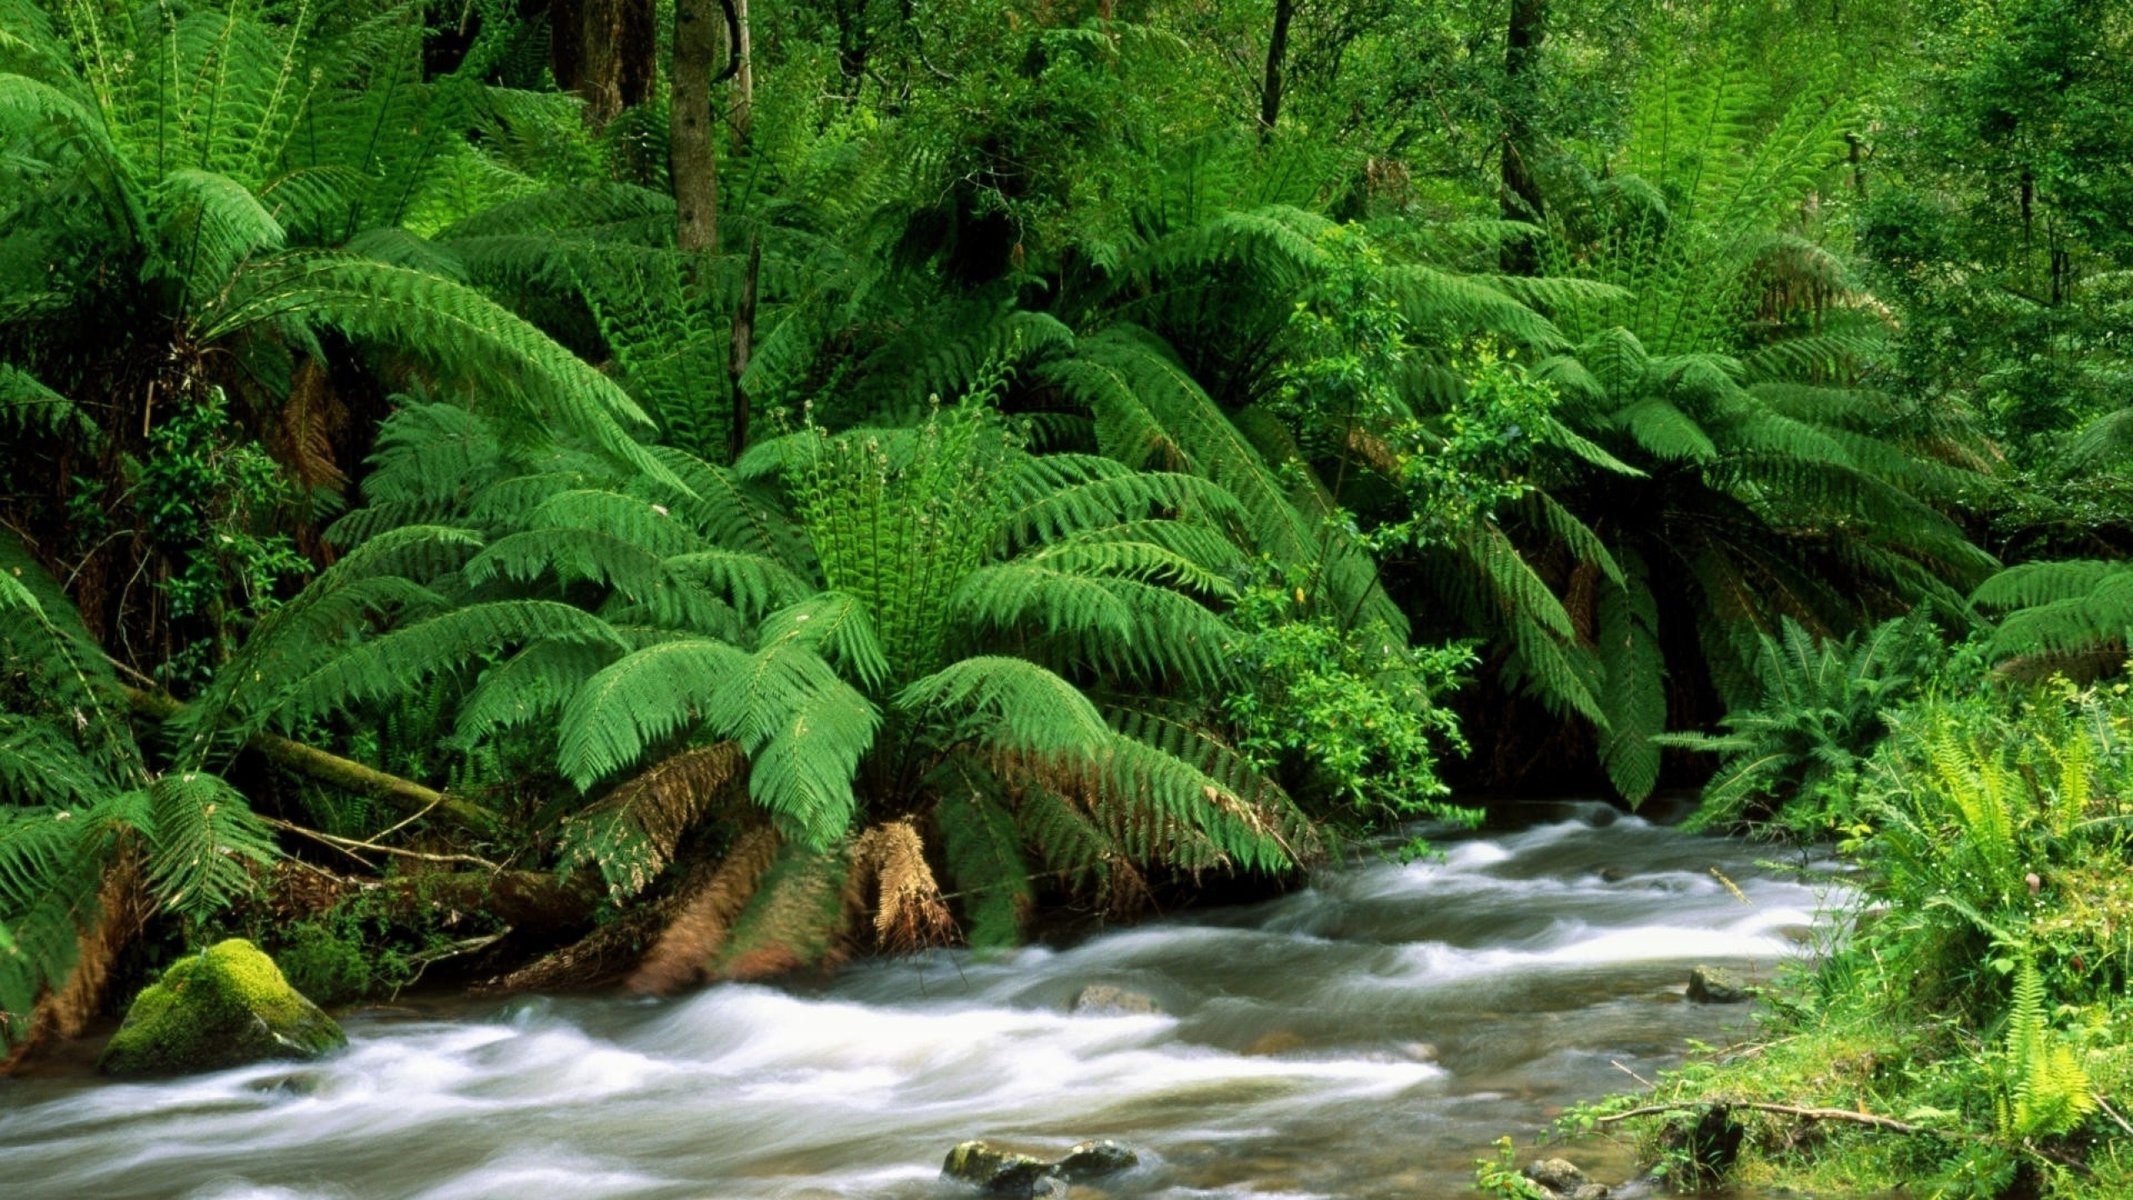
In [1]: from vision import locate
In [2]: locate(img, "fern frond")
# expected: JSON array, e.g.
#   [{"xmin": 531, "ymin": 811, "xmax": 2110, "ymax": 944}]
[
  {"xmin": 142, "ymin": 772, "xmax": 274, "ymax": 923},
  {"xmin": 899, "ymin": 657, "xmax": 1111, "ymax": 756},
  {"xmin": 932, "ymin": 784, "xmax": 1031, "ymax": 950},
  {"xmin": 1597, "ymin": 554, "xmax": 1666, "ymax": 804},
  {"xmin": 560, "ymin": 743, "xmax": 747, "ymax": 902},
  {"xmin": 844, "ymin": 820, "xmax": 955, "ymax": 951},
  {"xmin": 200, "ymin": 253, "xmax": 675, "ymax": 486}
]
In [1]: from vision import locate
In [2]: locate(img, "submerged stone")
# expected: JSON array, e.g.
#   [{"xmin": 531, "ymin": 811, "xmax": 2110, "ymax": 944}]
[
  {"xmin": 1070, "ymin": 985, "xmax": 1161, "ymax": 1016},
  {"xmin": 1686, "ymin": 965, "xmax": 1750, "ymax": 1004},
  {"xmin": 99, "ymin": 939, "xmax": 346, "ymax": 1077},
  {"xmin": 1057, "ymin": 1139, "xmax": 1138, "ymax": 1179},
  {"xmin": 1525, "ymin": 1157, "xmax": 1588, "ymax": 1193}
]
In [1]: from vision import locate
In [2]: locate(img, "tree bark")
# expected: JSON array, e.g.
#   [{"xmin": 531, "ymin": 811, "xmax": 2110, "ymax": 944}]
[
  {"xmin": 1500, "ymin": 0, "xmax": 1547, "ymax": 274},
  {"xmin": 729, "ymin": 235, "xmax": 760, "ymax": 464},
  {"xmin": 730, "ymin": 0, "xmax": 754, "ymax": 144},
  {"xmin": 1259, "ymin": 0, "xmax": 1295, "ymax": 138},
  {"xmin": 673, "ymin": 0, "xmax": 723, "ymax": 253},
  {"xmin": 550, "ymin": 0, "xmax": 658, "ymax": 128}
]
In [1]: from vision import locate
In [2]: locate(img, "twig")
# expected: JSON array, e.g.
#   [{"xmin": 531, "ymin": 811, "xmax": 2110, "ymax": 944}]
[
  {"xmin": 367, "ymin": 795, "xmax": 445, "ymax": 846},
  {"xmin": 267, "ymin": 819, "xmax": 378, "ymax": 871},
  {"xmin": 2096, "ymin": 1094, "xmax": 2133, "ymax": 1139},
  {"xmin": 1611, "ymin": 1059, "xmax": 1656, "ymax": 1089},
  {"xmin": 394, "ymin": 928, "xmax": 513, "ymax": 997},
  {"xmin": 260, "ymin": 816, "xmax": 501, "ymax": 871}
]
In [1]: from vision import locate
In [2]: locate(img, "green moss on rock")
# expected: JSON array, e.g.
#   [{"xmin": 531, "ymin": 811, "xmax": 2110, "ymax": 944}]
[{"xmin": 99, "ymin": 939, "xmax": 347, "ymax": 1076}]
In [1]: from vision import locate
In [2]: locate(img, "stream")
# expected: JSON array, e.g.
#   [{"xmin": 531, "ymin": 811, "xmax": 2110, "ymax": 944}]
[{"xmin": 0, "ymin": 801, "xmax": 1842, "ymax": 1199}]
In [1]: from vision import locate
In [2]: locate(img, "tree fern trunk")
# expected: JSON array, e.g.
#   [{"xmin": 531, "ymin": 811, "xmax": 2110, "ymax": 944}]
[
  {"xmin": 1500, "ymin": 0, "xmax": 1547, "ymax": 274},
  {"xmin": 551, "ymin": 0, "xmax": 657, "ymax": 128},
  {"xmin": 673, "ymin": 0, "xmax": 722, "ymax": 253},
  {"xmin": 1258, "ymin": 0, "xmax": 1294, "ymax": 138}
]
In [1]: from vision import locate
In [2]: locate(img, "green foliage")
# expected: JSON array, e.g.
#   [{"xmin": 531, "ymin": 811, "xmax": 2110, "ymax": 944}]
[
  {"xmin": 0, "ymin": 540, "xmax": 272, "ymax": 1048},
  {"xmin": 1997, "ymin": 956, "xmax": 2097, "ymax": 1141},
  {"xmin": 1664, "ymin": 615, "xmax": 1937, "ymax": 834},
  {"xmin": 1471, "ymin": 1136, "xmax": 1557, "ymax": 1200},
  {"xmin": 1222, "ymin": 564, "xmax": 1477, "ymax": 830}
]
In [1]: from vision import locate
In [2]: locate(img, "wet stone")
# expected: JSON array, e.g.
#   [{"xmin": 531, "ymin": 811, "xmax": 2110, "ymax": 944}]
[
  {"xmin": 1070, "ymin": 985, "xmax": 1161, "ymax": 1016},
  {"xmin": 99, "ymin": 939, "xmax": 345, "ymax": 1077},
  {"xmin": 1524, "ymin": 1157, "xmax": 1588, "ymax": 1193},
  {"xmin": 941, "ymin": 1141, "xmax": 1063, "ymax": 1196},
  {"xmin": 1243, "ymin": 1030, "xmax": 1305, "ymax": 1056},
  {"xmin": 1687, "ymin": 965, "xmax": 1750, "ymax": 1004},
  {"xmin": 1057, "ymin": 1140, "xmax": 1138, "ymax": 1179},
  {"xmin": 1572, "ymin": 1186, "xmax": 1612, "ymax": 1200}
]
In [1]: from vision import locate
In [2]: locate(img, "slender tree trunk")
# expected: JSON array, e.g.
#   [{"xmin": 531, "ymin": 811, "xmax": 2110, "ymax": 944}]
[
  {"xmin": 1500, "ymin": 0, "xmax": 1547, "ymax": 274},
  {"xmin": 729, "ymin": 235, "xmax": 760, "ymax": 464},
  {"xmin": 730, "ymin": 0, "xmax": 754, "ymax": 143},
  {"xmin": 550, "ymin": 0, "xmax": 658, "ymax": 127},
  {"xmin": 673, "ymin": 0, "xmax": 723, "ymax": 253},
  {"xmin": 1259, "ymin": 0, "xmax": 1295, "ymax": 138}
]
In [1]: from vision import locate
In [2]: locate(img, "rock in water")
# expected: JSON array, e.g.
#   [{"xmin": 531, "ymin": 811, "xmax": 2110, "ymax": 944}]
[
  {"xmin": 99, "ymin": 939, "xmax": 346, "ymax": 1076},
  {"xmin": 1070, "ymin": 985, "xmax": 1161, "ymax": 1016},
  {"xmin": 942, "ymin": 1140, "xmax": 1060, "ymax": 1195},
  {"xmin": 1686, "ymin": 965, "xmax": 1750, "ymax": 1004},
  {"xmin": 1524, "ymin": 1158, "xmax": 1588, "ymax": 1194},
  {"xmin": 1057, "ymin": 1139, "xmax": 1138, "ymax": 1179}
]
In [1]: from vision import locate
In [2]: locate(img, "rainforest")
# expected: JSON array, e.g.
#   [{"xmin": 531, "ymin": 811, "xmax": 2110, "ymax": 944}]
[{"xmin": 1, "ymin": 0, "xmax": 2131, "ymax": 1196}]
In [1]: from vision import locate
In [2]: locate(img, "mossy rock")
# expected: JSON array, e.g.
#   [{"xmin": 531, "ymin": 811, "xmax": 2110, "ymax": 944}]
[{"xmin": 99, "ymin": 939, "xmax": 347, "ymax": 1077}]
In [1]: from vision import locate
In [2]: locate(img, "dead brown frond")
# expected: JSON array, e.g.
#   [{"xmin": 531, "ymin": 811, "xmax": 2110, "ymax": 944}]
[
  {"xmin": 568, "ymin": 743, "xmax": 747, "ymax": 901},
  {"xmin": 844, "ymin": 821, "xmax": 956, "ymax": 952},
  {"xmin": 714, "ymin": 846, "xmax": 851, "ymax": 982},
  {"xmin": 2, "ymin": 855, "xmax": 146, "ymax": 1074},
  {"xmin": 270, "ymin": 359, "xmax": 350, "ymax": 492},
  {"xmin": 626, "ymin": 824, "xmax": 778, "ymax": 996}
]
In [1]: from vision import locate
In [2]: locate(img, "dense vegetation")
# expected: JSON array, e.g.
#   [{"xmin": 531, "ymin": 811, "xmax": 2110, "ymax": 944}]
[{"xmin": 1, "ymin": 0, "xmax": 2131, "ymax": 1191}]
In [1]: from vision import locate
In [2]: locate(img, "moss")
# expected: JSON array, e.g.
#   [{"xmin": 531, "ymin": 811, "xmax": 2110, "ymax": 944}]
[{"xmin": 99, "ymin": 939, "xmax": 346, "ymax": 1076}]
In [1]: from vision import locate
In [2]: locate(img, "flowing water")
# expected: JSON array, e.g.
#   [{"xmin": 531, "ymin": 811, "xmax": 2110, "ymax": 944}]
[{"xmin": 0, "ymin": 802, "xmax": 1843, "ymax": 1199}]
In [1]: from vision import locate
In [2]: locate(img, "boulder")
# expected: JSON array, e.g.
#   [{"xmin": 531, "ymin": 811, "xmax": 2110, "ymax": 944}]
[
  {"xmin": 1524, "ymin": 1158, "xmax": 1587, "ymax": 1194},
  {"xmin": 1597, "ymin": 867, "xmax": 1629, "ymax": 883},
  {"xmin": 1686, "ymin": 965, "xmax": 1750, "ymax": 1004},
  {"xmin": 944, "ymin": 1138, "xmax": 1139, "ymax": 1195},
  {"xmin": 100, "ymin": 939, "xmax": 346, "ymax": 1077},
  {"xmin": 1571, "ymin": 1187, "xmax": 1612, "ymax": 1200},
  {"xmin": 942, "ymin": 1141, "xmax": 1059, "ymax": 1195},
  {"xmin": 1070, "ymin": 985, "xmax": 1161, "ymax": 1016},
  {"xmin": 1057, "ymin": 1139, "xmax": 1138, "ymax": 1179}
]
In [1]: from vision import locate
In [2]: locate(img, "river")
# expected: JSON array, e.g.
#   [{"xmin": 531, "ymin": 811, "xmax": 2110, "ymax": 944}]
[{"xmin": 0, "ymin": 801, "xmax": 1840, "ymax": 1199}]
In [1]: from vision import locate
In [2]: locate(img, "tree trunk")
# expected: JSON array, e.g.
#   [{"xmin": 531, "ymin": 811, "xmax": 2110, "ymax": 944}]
[
  {"xmin": 673, "ymin": 0, "xmax": 723, "ymax": 253},
  {"xmin": 729, "ymin": 235, "xmax": 760, "ymax": 464},
  {"xmin": 1500, "ymin": 0, "xmax": 1547, "ymax": 274},
  {"xmin": 730, "ymin": 0, "xmax": 754, "ymax": 144},
  {"xmin": 550, "ymin": 0, "xmax": 658, "ymax": 128},
  {"xmin": 1259, "ymin": 0, "xmax": 1295, "ymax": 138}
]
